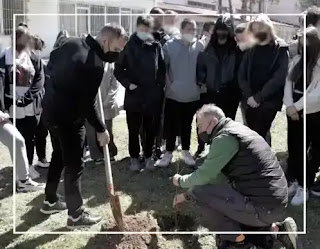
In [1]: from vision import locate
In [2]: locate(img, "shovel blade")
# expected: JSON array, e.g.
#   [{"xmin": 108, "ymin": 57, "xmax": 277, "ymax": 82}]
[{"xmin": 109, "ymin": 194, "xmax": 125, "ymax": 231}]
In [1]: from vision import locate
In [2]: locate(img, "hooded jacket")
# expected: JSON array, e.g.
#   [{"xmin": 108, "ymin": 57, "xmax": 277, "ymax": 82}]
[
  {"xmin": 197, "ymin": 15, "xmax": 242, "ymax": 94},
  {"xmin": 114, "ymin": 33, "xmax": 166, "ymax": 115},
  {"xmin": 163, "ymin": 37, "xmax": 205, "ymax": 103},
  {"xmin": 238, "ymin": 38, "xmax": 289, "ymax": 111},
  {"xmin": 42, "ymin": 35, "xmax": 106, "ymax": 132}
]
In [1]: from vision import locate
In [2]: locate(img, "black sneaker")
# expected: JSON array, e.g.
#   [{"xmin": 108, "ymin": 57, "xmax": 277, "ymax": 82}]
[
  {"xmin": 67, "ymin": 211, "xmax": 102, "ymax": 229},
  {"xmin": 276, "ymin": 217, "xmax": 297, "ymax": 249},
  {"xmin": 40, "ymin": 200, "xmax": 67, "ymax": 214}
]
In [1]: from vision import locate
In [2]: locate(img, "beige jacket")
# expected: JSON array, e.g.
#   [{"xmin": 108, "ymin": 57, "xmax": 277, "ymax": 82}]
[
  {"xmin": 283, "ymin": 55, "xmax": 320, "ymax": 114},
  {"xmin": 100, "ymin": 63, "xmax": 120, "ymax": 120}
]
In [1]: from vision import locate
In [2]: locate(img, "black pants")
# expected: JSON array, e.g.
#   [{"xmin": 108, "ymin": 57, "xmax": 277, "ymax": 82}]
[
  {"xmin": 15, "ymin": 116, "xmax": 39, "ymax": 165},
  {"xmin": 286, "ymin": 115, "xmax": 304, "ymax": 185},
  {"xmin": 306, "ymin": 112, "xmax": 320, "ymax": 189},
  {"xmin": 190, "ymin": 184, "xmax": 284, "ymax": 242},
  {"xmin": 164, "ymin": 98, "xmax": 199, "ymax": 152},
  {"xmin": 126, "ymin": 111, "xmax": 156, "ymax": 159},
  {"xmin": 44, "ymin": 118, "xmax": 86, "ymax": 217},
  {"xmin": 35, "ymin": 116, "xmax": 48, "ymax": 161},
  {"xmin": 245, "ymin": 106, "xmax": 278, "ymax": 139}
]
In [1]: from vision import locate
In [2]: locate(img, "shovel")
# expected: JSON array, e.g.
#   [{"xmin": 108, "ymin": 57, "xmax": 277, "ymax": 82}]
[{"xmin": 97, "ymin": 88, "xmax": 125, "ymax": 231}]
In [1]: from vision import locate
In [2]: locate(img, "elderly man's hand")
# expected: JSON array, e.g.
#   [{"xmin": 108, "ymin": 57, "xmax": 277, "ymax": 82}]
[
  {"xmin": 172, "ymin": 174, "xmax": 182, "ymax": 187},
  {"xmin": 247, "ymin": 96, "xmax": 260, "ymax": 108},
  {"xmin": 173, "ymin": 193, "xmax": 186, "ymax": 209}
]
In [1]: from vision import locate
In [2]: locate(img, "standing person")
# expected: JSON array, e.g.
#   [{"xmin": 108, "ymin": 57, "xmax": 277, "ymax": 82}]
[
  {"xmin": 150, "ymin": 7, "xmax": 169, "ymax": 46},
  {"xmin": 284, "ymin": 26, "xmax": 320, "ymax": 205},
  {"xmin": 41, "ymin": 24, "xmax": 127, "ymax": 229},
  {"xmin": 85, "ymin": 62, "xmax": 120, "ymax": 163},
  {"xmin": 163, "ymin": 10, "xmax": 180, "ymax": 40},
  {"xmin": 156, "ymin": 18, "xmax": 204, "ymax": 168},
  {"xmin": 114, "ymin": 16, "xmax": 166, "ymax": 171},
  {"xmin": 200, "ymin": 21, "xmax": 215, "ymax": 47},
  {"xmin": 172, "ymin": 104, "xmax": 297, "ymax": 249},
  {"xmin": 195, "ymin": 15, "xmax": 241, "ymax": 157},
  {"xmin": 1, "ymin": 26, "xmax": 45, "ymax": 177},
  {"xmin": 30, "ymin": 34, "xmax": 50, "ymax": 168},
  {"xmin": 238, "ymin": 14, "xmax": 289, "ymax": 140}
]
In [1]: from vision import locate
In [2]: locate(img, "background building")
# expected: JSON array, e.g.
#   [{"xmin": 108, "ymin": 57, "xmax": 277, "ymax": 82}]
[{"xmin": 0, "ymin": 0, "xmax": 300, "ymax": 57}]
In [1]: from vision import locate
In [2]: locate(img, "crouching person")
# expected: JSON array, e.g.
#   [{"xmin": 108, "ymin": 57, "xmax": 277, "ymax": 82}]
[{"xmin": 172, "ymin": 104, "xmax": 297, "ymax": 249}]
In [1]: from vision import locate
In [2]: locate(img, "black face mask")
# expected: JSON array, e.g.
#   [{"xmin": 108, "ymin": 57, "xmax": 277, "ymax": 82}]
[
  {"xmin": 255, "ymin": 32, "xmax": 268, "ymax": 42},
  {"xmin": 217, "ymin": 33, "xmax": 228, "ymax": 41},
  {"xmin": 103, "ymin": 51, "xmax": 120, "ymax": 63},
  {"xmin": 198, "ymin": 131, "xmax": 209, "ymax": 143}
]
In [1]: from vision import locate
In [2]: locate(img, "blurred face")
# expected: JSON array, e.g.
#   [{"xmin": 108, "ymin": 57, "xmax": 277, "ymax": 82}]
[
  {"xmin": 151, "ymin": 15, "xmax": 163, "ymax": 31},
  {"xmin": 181, "ymin": 22, "xmax": 197, "ymax": 43},
  {"xmin": 216, "ymin": 29, "xmax": 229, "ymax": 45},
  {"xmin": 164, "ymin": 15, "xmax": 176, "ymax": 27},
  {"xmin": 16, "ymin": 33, "xmax": 31, "ymax": 52},
  {"xmin": 251, "ymin": 22, "xmax": 271, "ymax": 44},
  {"xmin": 137, "ymin": 24, "xmax": 152, "ymax": 34},
  {"xmin": 235, "ymin": 32, "xmax": 246, "ymax": 43},
  {"xmin": 101, "ymin": 35, "xmax": 126, "ymax": 54}
]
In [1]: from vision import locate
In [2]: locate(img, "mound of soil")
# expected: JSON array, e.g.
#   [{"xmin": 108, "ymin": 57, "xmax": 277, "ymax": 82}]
[{"xmin": 101, "ymin": 212, "xmax": 162, "ymax": 249}]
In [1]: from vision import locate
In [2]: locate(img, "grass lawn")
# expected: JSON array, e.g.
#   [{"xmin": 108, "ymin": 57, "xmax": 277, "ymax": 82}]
[{"xmin": 0, "ymin": 109, "xmax": 319, "ymax": 249}]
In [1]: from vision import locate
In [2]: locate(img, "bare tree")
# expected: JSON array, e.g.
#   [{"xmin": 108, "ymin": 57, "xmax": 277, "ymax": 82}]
[
  {"xmin": 228, "ymin": 0, "xmax": 234, "ymax": 15},
  {"xmin": 218, "ymin": 0, "xmax": 223, "ymax": 13}
]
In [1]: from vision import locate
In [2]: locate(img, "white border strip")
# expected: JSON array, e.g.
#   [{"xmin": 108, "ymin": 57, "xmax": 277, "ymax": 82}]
[{"xmin": 12, "ymin": 13, "xmax": 306, "ymax": 235}]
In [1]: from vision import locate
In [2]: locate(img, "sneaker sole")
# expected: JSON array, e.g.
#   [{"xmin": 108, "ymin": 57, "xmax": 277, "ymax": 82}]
[
  {"xmin": 17, "ymin": 186, "xmax": 44, "ymax": 192},
  {"xmin": 67, "ymin": 224, "xmax": 100, "ymax": 230},
  {"xmin": 310, "ymin": 190, "xmax": 320, "ymax": 197},
  {"xmin": 40, "ymin": 208, "xmax": 66, "ymax": 215},
  {"xmin": 279, "ymin": 218, "xmax": 297, "ymax": 249}
]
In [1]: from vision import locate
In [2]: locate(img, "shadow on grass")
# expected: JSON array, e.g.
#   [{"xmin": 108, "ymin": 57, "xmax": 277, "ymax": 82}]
[{"xmin": 0, "ymin": 166, "xmax": 13, "ymax": 201}]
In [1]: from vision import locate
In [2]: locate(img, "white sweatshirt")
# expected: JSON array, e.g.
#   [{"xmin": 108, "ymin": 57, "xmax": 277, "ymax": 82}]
[{"xmin": 283, "ymin": 55, "xmax": 320, "ymax": 114}]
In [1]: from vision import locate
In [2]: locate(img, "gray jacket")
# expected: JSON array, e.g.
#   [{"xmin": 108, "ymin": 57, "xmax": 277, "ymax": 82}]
[
  {"xmin": 100, "ymin": 63, "xmax": 120, "ymax": 120},
  {"xmin": 163, "ymin": 37, "xmax": 204, "ymax": 103}
]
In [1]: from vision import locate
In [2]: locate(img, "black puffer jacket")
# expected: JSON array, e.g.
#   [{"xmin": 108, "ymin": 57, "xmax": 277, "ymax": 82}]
[
  {"xmin": 114, "ymin": 33, "xmax": 166, "ymax": 115},
  {"xmin": 196, "ymin": 15, "xmax": 242, "ymax": 94}
]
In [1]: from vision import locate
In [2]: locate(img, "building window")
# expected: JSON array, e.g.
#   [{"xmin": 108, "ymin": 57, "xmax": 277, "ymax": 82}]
[
  {"xmin": 2, "ymin": 0, "xmax": 25, "ymax": 35},
  {"xmin": 59, "ymin": 2, "xmax": 76, "ymax": 36},
  {"xmin": 106, "ymin": 6, "xmax": 120, "ymax": 25},
  {"xmin": 90, "ymin": 5, "xmax": 105, "ymax": 36},
  {"xmin": 77, "ymin": 4, "xmax": 89, "ymax": 35},
  {"xmin": 132, "ymin": 9, "xmax": 145, "ymax": 33},
  {"xmin": 121, "ymin": 8, "xmax": 131, "ymax": 35}
]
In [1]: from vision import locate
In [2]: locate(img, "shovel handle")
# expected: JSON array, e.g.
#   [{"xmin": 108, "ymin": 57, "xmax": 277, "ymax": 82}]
[{"xmin": 97, "ymin": 88, "xmax": 115, "ymax": 196}]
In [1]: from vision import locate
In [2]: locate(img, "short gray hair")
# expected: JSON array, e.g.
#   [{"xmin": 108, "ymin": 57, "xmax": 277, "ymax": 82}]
[
  {"xmin": 197, "ymin": 104, "xmax": 226, "ymax": 120},
  {"xmin": 98, "ymin": 23, "xmax": 127, "ymax": 40}
]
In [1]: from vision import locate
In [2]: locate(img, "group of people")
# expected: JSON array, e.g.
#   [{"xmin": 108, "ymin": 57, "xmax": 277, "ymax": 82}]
[{"xmin": 0, "ymin": 5, "xmax": 320, "ymax": 249}]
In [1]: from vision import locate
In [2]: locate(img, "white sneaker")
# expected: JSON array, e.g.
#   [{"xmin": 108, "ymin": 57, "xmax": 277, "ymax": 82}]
[
  {"xmin": 17, "ymin": 178, "xmax": 45, "ymax": 192},
  {"xmin": 35, "ymin": 159, "xmax": 50, "ymax": 168},
  {"xmin": 181, "ymin": 150, "xmax": 196, "ymax": 166},
  {"xmin": 155, "ymin": 152, "xmax": 173, "ymax": 168},
  {"xmin": 288, "ymin": 181, "xmax": 298, "ymax": 197},
  {"xmin": 291, "ymin": 186, "xmax": 309, "ymax": 206},
  {"xmin": 29, "ymin": 165, "xmax": 40, "ymax": 180}
]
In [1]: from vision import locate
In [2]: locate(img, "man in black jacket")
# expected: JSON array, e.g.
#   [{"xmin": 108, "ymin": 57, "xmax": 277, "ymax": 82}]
[
  {"xmin": 238, "ymin": 15, "xmax": 289, "ymax": 139},
  {"xmin": 41, "ymin": 23, "xmax": 127, "ymax": 229},
  {"xmin": 114, "ymin": 16, "xmax": 166, "ymax": 172}
]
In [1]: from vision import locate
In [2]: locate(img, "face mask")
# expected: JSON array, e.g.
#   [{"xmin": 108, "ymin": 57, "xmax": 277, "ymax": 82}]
[
  {"xmin": 182, "ymin": 33, "xmax": 195, "ymax": 43},
  {"xmin": 255, "ymin": 32, "xmax": 268, "ymax": 42},
  {"xmin": 137, "ymin": 31, "xmax": 151, "ymax": 41},
  {"xmin": 237, "ymin": 42, "xmax": 248, "ymax": 51},
  {"xmin": 217, "ymin": 33, "xmax": 228, "ymax": 41},
  {"xmin": 198, "ymin": 131, "xmax": 209, "ymax": 143},
  {"xmin": 103, "ymin": 51, "xmax": 120, "ymax": 63},
  {"xmin": 16, "ymin": 44, "xmax": 27, "ymax": 52},
  {"xmin": 163, "ymin": 25, "xmax": 175, "ymax": 35}
]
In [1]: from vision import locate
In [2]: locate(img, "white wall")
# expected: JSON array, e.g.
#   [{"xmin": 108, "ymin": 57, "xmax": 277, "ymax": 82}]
[{"xmin": 265, "ymin": 0, "xmax": 300, "ymax": 26}]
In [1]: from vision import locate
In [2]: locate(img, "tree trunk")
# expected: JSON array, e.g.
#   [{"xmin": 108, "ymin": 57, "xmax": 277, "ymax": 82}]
[
  {"xmin": 218, "ymin": 0, "xmax": 223, "ymax": 13},
  {"xmin": 258, "ymin": 0, "xmax": 264, "ymax": 12},
  {"xmin": 228, "ymin": 0, "xmax": 234, "ymax": 14}
]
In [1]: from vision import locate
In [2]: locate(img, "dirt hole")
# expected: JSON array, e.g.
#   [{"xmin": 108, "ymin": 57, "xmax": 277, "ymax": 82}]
[{"xmin": 155, "ymin": 213, "xmax": 196, "ymax": 231}]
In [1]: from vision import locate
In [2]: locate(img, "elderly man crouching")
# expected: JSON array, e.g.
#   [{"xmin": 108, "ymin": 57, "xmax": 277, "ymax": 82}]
[{"xmin": 172, "ymin": 104, "xmax": 297, "ymax": 249}]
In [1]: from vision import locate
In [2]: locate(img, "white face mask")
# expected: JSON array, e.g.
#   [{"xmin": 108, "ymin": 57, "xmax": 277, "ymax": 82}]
[
  {"xmin": 137, "ymin": 31, "xmax": 152, "ymax": 41},
  {"xmin": 182, "ymin": 33, "xmax": 196, "ymax": 43},
  {"xmin": 237, "ymin": 42, "xmax": 248, "ymax": 51},
  {"xmin": 163, "ymin": 25, "xmax": 175, "ymax": 35}
]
